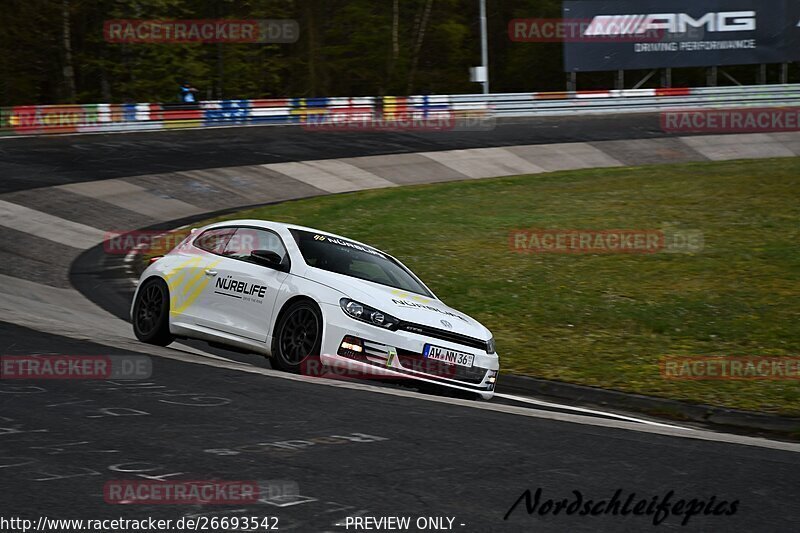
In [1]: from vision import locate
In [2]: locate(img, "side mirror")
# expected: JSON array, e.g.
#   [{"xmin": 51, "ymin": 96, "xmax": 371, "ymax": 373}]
[{"xmin": 251, "ymin": 250, "xmax": 288, "ymax": 272}]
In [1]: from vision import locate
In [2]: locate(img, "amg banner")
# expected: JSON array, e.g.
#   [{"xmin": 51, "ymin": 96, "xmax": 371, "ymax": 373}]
[
  {"xmin": 790, "ymin": 1, "xmax": 800, "ymax": 61},
  {"xmin": 563, "ymin": 0, "xmax": 799, "ymax": 72}
]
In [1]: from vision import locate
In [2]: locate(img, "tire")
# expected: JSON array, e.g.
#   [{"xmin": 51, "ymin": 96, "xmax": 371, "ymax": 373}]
[
  {"xmin": 132, "ymin": 278, "xmax": 174, "ymax": 346},
  {"xmin": 272, "ymin": 300, "xmax": 322, "ymax": 373}
]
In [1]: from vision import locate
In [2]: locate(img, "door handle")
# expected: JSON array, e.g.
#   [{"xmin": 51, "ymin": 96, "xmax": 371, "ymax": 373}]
[{"xmin": 205, "ymin": 269, "xmax": 218, "ymax": 276}]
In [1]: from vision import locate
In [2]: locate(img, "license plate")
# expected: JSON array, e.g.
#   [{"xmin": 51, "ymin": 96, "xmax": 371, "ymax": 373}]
[{"xmin": 423, "ymin": 344, "xmax": 474, "ymax": 367}]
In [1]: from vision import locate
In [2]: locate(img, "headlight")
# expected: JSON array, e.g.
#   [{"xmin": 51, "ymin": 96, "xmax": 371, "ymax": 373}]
[
  {"xmin": 486, "ymin": 337, "xmax": 496, "ymax": 354},
  {"xmin": 340, "ymin": 298, "xmax": 400, "ymax": 330}
]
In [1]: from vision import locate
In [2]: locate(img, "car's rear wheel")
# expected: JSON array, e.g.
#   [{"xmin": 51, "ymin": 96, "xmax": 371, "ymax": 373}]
[
  {"xmin": 272, "ymin": 301, "xmax": 322, "ymax": 373},
  {"xmin": 132, "ymin": 278, "xmax": 174, "ymax": 346}
]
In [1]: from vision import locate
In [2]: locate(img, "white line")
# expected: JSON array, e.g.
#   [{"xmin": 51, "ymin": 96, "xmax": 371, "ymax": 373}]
[
  {"xmin": 495, "ymin": 393, "xmax": 693, "ymax": 430},
  {"xmin": 148, "ymin": 348, "xmax": 797, "ymax": 453},
  {"xmin": 171, "ymin": 342, "xmax": 254, "ymax": 365},
  {"xmin": 1, "ymin": 283, "xmax": 796, "ymax": 453}
]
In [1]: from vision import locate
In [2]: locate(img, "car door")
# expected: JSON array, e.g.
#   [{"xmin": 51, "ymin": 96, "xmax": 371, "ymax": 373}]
[
  {"xmin": 168, "ymin": 226, "xmax": 236, "ymax": 326},
  {"xmin": 195, "ymin": 227, "xmax": 290, "ymax": 342}
]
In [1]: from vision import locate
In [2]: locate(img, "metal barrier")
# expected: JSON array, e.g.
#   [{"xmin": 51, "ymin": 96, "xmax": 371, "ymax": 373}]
[
  {"xmin": 480, "ymin": 85, "xmax": 800, "ymax": 117},
  {"xmin": 1, "ymin": 84, "xmax": 799, "ymax": 136}
]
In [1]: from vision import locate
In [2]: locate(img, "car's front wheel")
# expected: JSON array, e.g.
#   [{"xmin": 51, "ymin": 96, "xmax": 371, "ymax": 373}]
[
  {"xmin": 132, "ymin": 278, "xmax": 174, "ymax": 346},
  {"xmin": 272, "ymin": 300, "xmax": 322, "ymax": 373}
]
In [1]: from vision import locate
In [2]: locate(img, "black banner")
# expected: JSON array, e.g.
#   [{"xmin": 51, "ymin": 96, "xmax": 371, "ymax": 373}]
[
  {"xmin": 563, "ymin": 0, "xmax": 796, "ymax": 72},
  {"xmin": 789, "ymin": 1, "xmax": 800, "ymax": 61}
]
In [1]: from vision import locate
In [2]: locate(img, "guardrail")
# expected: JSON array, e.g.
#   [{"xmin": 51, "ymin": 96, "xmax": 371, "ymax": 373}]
[
  {"xmin": 1, "ymin": 84, "xmax": 799, "ymax": 136},
  {"xmin": 479, "ymin": 85, "xmax": 800, "ymax": 117}
]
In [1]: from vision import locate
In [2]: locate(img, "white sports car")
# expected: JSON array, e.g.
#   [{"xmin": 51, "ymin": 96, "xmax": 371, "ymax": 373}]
[{"xmin": 131, "ymin": 220, "xmax": 499, "ymax": 399}]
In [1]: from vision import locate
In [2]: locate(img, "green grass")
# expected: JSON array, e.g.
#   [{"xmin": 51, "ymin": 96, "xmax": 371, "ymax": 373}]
[{"xmin": 186, "ymin": 158, "xmax": 800, "ymax": 415}]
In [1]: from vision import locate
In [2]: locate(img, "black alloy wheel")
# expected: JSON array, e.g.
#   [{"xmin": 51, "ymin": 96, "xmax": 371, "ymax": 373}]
[
  {"xmin": 132, "ymin": 278, "xmax": 174, "ymax": 346},
  {"xmin": 272, "ymin": 301, "xmax": 323, "ymax": 373}
]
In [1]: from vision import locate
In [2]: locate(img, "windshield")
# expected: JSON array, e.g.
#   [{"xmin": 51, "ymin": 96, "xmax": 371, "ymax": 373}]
[{"xmin": 291, "ymin": 229, "xmax": 432, "ymax": 298}]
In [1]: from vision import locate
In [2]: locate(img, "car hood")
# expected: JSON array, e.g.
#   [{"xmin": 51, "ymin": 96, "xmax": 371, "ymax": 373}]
[{"xmin": 307, "ymin": 268, "xmax": 491, "ymax": 340}]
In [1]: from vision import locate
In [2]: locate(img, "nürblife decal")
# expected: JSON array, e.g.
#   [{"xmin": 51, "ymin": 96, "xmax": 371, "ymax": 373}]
[{"xmin": 215, "ymin": 275, "xmax": 268, "ymax": 304}]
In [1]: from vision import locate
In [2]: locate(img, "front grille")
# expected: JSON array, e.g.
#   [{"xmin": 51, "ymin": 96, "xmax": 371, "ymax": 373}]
[
  {"xmin": 396, "ymin": 353, "xmax": 488, "ymax": 384},
  {"xmin": 360, "ymin": 340, "xmax": 488, "ymax": 385},
  {"xmin": 397, "ymin": 322, "xmax": 488, "ymax": 352}
]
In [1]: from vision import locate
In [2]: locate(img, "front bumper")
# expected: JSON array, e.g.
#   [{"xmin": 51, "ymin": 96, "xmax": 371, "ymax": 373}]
[{"xmin": 321, "ymin": 303, "xmax": 499, "ymax": 400}]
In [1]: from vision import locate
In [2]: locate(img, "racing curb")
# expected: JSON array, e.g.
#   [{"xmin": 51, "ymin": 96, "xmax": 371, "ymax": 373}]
[{"xmin": 497, "ymin": 373, "xmax": 800, "ymax": 438}]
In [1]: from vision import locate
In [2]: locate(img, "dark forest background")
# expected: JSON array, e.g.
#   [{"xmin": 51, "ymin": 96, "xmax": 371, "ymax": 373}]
[{"xmin": 1, "ymin": 0, "xmax": 797, "ymax": 105}]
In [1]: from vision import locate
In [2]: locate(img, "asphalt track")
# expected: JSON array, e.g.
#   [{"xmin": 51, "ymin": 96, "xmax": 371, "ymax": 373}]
[
  {"xmin": 1, "ymin": 116, "xmax": 799, "ymax": 532},
  {"xmin": 0, "ymin": 114, "xmax": 667, "ymax": 193},
  {"xmin": 2, "ymin": 322, "xmax": 799, "ymax": 532}
]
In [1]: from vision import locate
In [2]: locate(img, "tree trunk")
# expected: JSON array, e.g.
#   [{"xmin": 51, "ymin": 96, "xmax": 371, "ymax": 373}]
[
  {"xmin": 217, "ymin": 43, "xmax": 225, "ymax": 99},
  {"xmin": 406, "ymin": 0, "xmax": 433, "ymax": 95},
  {"xmin": 392, "ymin": 0, "xmax": 400, "ymax": 60},
  {"xmin": 383, "ymin": 0, "xmax": 400, "ymax": 96},
  {"xmin": 61, "ymin": 0, "xmax": 77, "ymax": 102},
  {"xmin": 100, "ymin": 70, "xmax": 111, "ymax": 102},
  {"xmin": 305, "ymin": 0, "xmax": 319, "ymax": 96}
]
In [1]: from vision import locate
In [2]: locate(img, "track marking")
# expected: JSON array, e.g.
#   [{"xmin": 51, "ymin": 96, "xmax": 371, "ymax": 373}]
[
  {"xmin": 494, "ymin": 393, "xmax": 693, "ymax": 430},
  {"xmin": 171, "ymin": 342, "xmax": 253, "ymax": 366},
  {"xmin": 303, "ymin": 160, "xmax": 397, "ymax": 190},
  {"xmin": 1, "ymin": 283, "xmax": 798, "ymax": 453},
  {"xmin": 0, "ymin": 200, "xmax": 106, "ymax": 249},
  {"xmin": 148, "ymin": 347, "xmax": 798, "ymax": 453},
  {"xmin": 58, "ymin": 179, "xmax": 202, "ymax": 221},
  {"xmin": 421, "ymin": 148, "xmax": 546, "ymax": 178},
  {"xmin": 261, "ymin": 162, "xmax": 363, "ymax": 193}
]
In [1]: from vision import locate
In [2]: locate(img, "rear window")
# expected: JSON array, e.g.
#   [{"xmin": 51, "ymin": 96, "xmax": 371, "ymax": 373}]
[
  {"xmin": 290, "ymin": 229, "xmax": 432, "ymax": 297},
  {"xmin": 222, "ymin": 228, "xmax": 290, "ymax": 266},
  {"xmin": 193, "ymin": 228, "xmax": 237, "ymax": 254}
]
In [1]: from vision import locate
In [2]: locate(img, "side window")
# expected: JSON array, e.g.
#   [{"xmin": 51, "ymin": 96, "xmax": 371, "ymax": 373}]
[
  {"xmin": 193, "ymin": 228, "xmax": 237, "ymax": 254},
  {"xmin": 223, "ymin": 228, "xmax": 289, "ymax": 264}
]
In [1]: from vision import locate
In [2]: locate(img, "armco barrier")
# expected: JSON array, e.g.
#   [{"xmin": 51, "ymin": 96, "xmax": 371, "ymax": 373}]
[
  {"xmin": 481, "ymin": 85, "xmax": 800, "ymax": 117},
  {"xmin": 2, "ymin": 84, "xmax": 799, "ymax": 136}
]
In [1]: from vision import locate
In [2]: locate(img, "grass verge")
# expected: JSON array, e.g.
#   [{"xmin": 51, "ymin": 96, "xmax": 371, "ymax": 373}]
[{"xmin": 163, "ymin": 158, "xmax": 800, "ymax": 416}]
